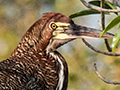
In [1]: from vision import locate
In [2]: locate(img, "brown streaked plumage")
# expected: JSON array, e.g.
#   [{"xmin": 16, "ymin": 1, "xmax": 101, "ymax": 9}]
[{"xmin": 0, "ymin": 12, "xmax": 113, "ymax": 90}]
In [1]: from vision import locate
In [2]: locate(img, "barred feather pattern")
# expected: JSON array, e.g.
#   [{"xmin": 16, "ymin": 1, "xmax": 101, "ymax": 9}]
[
  {"xmin": 0, "ymin": 12, "xmax": 70, "ymax": 90},
  {"xmin": 0, "ymin": 49, "xmax": 68, "ymax": 89}
]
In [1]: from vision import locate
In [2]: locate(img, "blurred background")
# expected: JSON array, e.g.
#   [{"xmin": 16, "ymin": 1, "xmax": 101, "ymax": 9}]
[{"xmin": 0, "ymin": 0, "xmax": 120, "ymax": 90}]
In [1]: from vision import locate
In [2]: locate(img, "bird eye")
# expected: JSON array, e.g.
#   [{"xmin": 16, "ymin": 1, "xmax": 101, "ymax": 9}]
[{"xmin": 50, "ymin": 23, "xmax": 58, "ymax": 30}]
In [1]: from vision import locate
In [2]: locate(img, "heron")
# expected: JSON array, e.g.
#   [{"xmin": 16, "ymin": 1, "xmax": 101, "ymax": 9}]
[{"xmin": 0, "ymin": 12, "xmax": 113, "ymax": 90}]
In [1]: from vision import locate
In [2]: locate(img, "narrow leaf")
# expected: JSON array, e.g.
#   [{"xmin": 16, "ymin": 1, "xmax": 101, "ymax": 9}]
[
  {"xmin": 89, "ymin": 1, "xmax": 118, "ymax": 15},
  {"xmin": 105, "ymin": 1, "xmax": 117, "ymax": 9},
  {"xmin": 69, "ymin": 10, "xmax": 109, "ymax": 18},
  {"xmin": 112, "ymin": 28, "xmax": 120, "ymax": 51},
  {"xmin": 100, "ymin": 16, "xmax": 120, "ymax": 37},
  {"xmin": 89, "ymin": 1, "xmax": 113, "ymax": 9},
  {"xmin": 105, "ymin": 1, "xmax": 118, "ymax": 15}
]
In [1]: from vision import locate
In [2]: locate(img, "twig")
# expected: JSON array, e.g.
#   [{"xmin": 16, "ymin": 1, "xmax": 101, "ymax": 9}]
[
  {"xmin": 101, "ymin": 0, "xmax": 105, "ymax": 30},
  {"xmin": 82, "ymin": 38, "xmax": 120, "ymax": 56},
  {"xmin": 98, "ymin": 21, "xmax": 102, "ymax": 27},
  {"xmin": 93, "ymin": 63, "xmax": 120, "ymax": 85},
  {"xmin": 80, "ymin": 0, "xmax": 120, "ymax": 12},
  {"xmin": 104, "ymin": 39, "xmax": 112, "ymax": 51}
]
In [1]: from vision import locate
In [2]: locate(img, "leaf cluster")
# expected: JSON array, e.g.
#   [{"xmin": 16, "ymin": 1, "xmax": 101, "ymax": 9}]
[{"xmin": 69, "ymin": 0, "xmax": 120, "ymax": 52}]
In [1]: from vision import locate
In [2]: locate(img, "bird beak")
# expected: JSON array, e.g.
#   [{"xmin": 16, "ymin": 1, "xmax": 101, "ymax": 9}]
[{"xmin": 53, "ymin": 22, "xmax": 114, "ymax": 40}]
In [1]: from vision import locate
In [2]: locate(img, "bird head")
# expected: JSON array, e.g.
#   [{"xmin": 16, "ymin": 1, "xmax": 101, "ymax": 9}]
[{"xmin": 21, "ymin": 12, "xmax": 113, "ymax": 52}]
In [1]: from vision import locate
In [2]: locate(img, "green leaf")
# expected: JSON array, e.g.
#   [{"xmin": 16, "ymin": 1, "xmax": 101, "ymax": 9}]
[
  {"xmin": 89, "ymin": 1, "xmax": 109, "ymax": 9},
  {"xmin": 112, "ymin": 28, "xmax": 120, "ymax": 51},
  {"xmin": 105, "ymin": 1, "xmax": 117, "ymax": 9},
  {"xmin": 100, "ymin": 16, "xmax": 120, "ymax": 37},
  {"xmin": 89, "ymin": 0, "xmax": 118, "ymax": 15},
  {"xmin": 89, "ymin": 1, "xmax": 117, "ymax": 9},
  {"xmin": 105, "ymin": 1, "xmax": 118, "ymax": 15},
  {"xmin": 69, "ymin": 9, "xmax": 109, "ymax": 18}
]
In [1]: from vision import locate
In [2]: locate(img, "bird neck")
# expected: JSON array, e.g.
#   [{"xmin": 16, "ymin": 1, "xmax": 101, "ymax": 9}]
[{"xmin": 9, "ymin": 32, "xmax": 50, "ymax": 59}]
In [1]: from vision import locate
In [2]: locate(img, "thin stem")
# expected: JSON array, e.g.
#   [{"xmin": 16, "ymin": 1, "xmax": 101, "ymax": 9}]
[
  {"xmin": 82, "ymin": 39, "xmax": 120, "ymax": 56},
  {"xmin": 101, "ymin": 0, "xmax": 112, "ymax": 52},
  {"xmin": 94, "ymin": 63, "xmax": 120, "ymax": 85},
  {"xmin": 101, "ymin": 0, "xmax": 105, "ymax": 30},
  {"xmin": 80, "ymin": 0, "xmax": 120, "ymax": 12}
]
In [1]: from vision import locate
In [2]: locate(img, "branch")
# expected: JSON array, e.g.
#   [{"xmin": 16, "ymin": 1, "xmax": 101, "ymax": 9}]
[
  {"xmin": 101, "ymin": 0, "xmax": 112, "ymax": 52},
  {"xmin": 108, "ymin": 0, "xmax": 120, "ymax": 7},
  {"xmin": 82, "ymin": 38, "xmax": 120, "ymax": 56},
  {"xmin": 93, "ymin": 63, "xmax": 120, "ymax": 85},
  {"xmin": 80, "ymin": 0, "xmax": 120, "ymax": 12}
]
